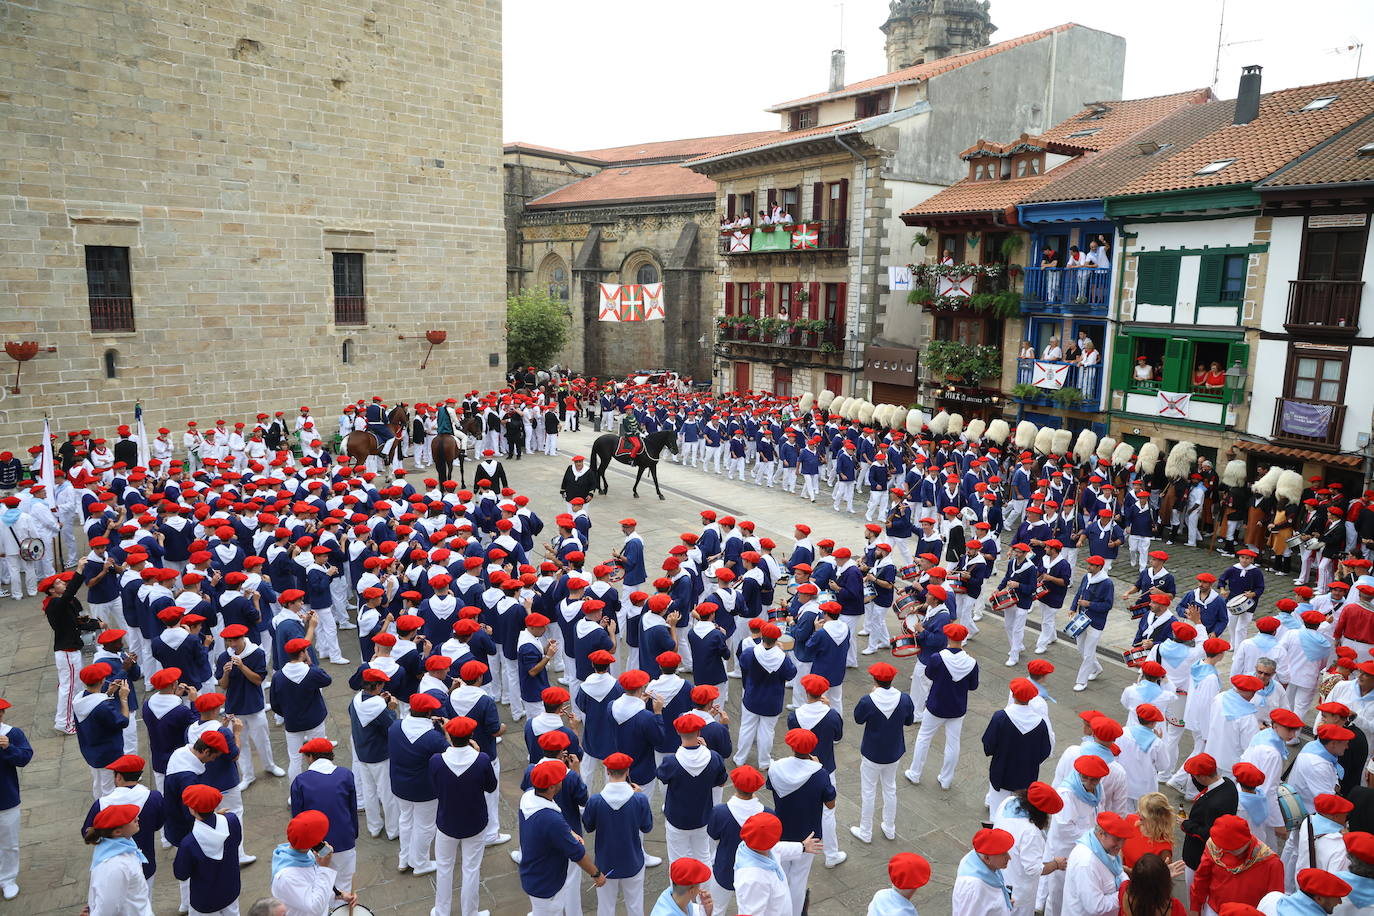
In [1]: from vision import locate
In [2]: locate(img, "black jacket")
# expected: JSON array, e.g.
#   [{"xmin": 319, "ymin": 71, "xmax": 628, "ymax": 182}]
[
  {"xmin": 44, "ymin": 578, "xmax": 99, "ymax": 652},
  {"xmin": 112, "ymin": 439, "xmax": 138, "ymax": 468},
  {"xmin": 1181, "ymin": 776, "xmax": 1238, "ymax": 868},
  {"xmin": 561, "ymin": 466, "xmax": 594, "ymax": 502}
]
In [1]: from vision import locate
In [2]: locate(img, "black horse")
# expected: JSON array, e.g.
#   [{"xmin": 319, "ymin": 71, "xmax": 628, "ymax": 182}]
[{"xmin": 589, "ymin": 429, "xmax": 680, "ymax": 500}]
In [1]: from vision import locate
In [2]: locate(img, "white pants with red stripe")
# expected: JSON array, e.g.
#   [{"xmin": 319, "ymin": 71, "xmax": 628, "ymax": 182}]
[{"xmin": 54, "ymin": 649, "xmax": 81, "ymax": 731}]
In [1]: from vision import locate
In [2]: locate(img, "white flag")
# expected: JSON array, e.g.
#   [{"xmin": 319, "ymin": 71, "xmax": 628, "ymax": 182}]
[
  {"xmin": 40, "ymin": 417, "xmax": 56, "ymax": 499},
  {"xmin": 135, "ymin": 403, "xmax": 150, "ymax": 468}
]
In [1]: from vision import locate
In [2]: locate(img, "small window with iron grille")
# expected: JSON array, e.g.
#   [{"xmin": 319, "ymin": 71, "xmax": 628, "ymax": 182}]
[
  {"xmin": 333, "ymin": 252, "xmax": 366, "ymax": 325},
  {"xmin": 85, "ymin": 246, "xmax": 135, "ymax": 332}
]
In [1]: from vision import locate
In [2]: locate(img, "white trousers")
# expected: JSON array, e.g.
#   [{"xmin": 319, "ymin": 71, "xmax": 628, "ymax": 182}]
[
  {"xmin": 595, "ymin": 869, "xmax": 644, "ymax": 916},
  {"xmin": 858, "ymin": 759, "xmax": 897, "ymax": 838},
  {"xmin": 1033, "ymin": 601, "xmax": 1059, "ymax": 652},
  {"xmin": 1128, "ymin": 535, "xmax": 1152, "ymax": 569},
  {"xmin": 865, "ymin": 490, "xmax": 890, "ymax": 522},
  {"xmin": 235, "ymin": 710, "xmax": 276, "ymax": 782},
  {"xmin": 801, "ymin": 474, "xmax": 819, "ymax": 500},
  {"xmin": 0, "ymin": 805, "xmax": 18, "ymax": 886},
  {"xmin": 832, "ymin": 481, "xmax": 855, "ymax": 512},
  {"xmin": 753, "ymin": 460, "xmax": 775, "ymax": 486},
  {"xmin": 398, "ymin": 797, "xmax": 438, "ymax": 869},
  {"xmin": 864, "ymin": 603, "xmax": 892, "ymax": 651},
  {"xmin": 311, "ymin": 605, "xmax": 343, "ymax": 660},
  {"xmin": 433, "ymin": 830, "xmax": 485, "ymax": 916},
  {"xmin": 90, "ymin": 765, "xmax": 115, "ymax": 800},
  {"xmin": 333, "ymin": 848, "xmax": 357, "ymax": 894},
  {"xmin": 734, "ymin": 711, "xmax": 778, "ymax": 768},
  {"xmin": 1003, "ymin": 604, "xmax": 1030, "ymax": 660},
  {"xmin": 356, "ymin": 758, "xmax": 400, "ymax": 839},
  {"xmin": 781, "ymin": 468, "xmax": 797, "ymax": 492},
  {"xmin": 482, "ymin": 759, "xmax": 502, "ymax": 843},
  {"xmin": 55, "ymin": 649, "xmax": 81, "ymax": 731},
  {"xmin": 544, "ymin": 435, "xmax": 559, "ymax": 457},
  {"xmin": 1074, "ymin": 625, "xmax": 1104, "ymax": 686},
  {"xmin": 908, "ymin": 713, "xmax": 963, "ymax": 788},
  {"xmin": 781, "ymin": 852, "xmax": 814, "ymax": 916},
  {"xmin": 88, "ymin": 598, "xmax": 123, "ymax": 629},
  {"xmin": 955, "ymin": 594, "xmax": 981, "ymax": 638},
  {"xmin": 285, "ymin": 725, "xmax": 328, "ymax": 783},
  {"xmin": 908, "ymin": 663, "xmax": 930, "ymax": 721},
  {"xmin": 726, "ymin": 456, "xmax": 745, "ymax": 480},
  {"xmin": 665, "ymin": 823, "xmax": 710, "ymax": 865}
]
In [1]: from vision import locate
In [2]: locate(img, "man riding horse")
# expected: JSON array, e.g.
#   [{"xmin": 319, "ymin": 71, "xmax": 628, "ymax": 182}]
[
  {"xmin": 618, "ymin": 410, "xmax": 643, "ymax": 460},
  {"xmin": 364, "ymin": 396, "xmax": 394, "ymax": 448}
]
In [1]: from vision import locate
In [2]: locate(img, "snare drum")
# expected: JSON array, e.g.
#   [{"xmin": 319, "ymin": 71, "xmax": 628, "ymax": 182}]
[
  {"xmin": 817, "ymin": 590, "xmax": 836, "ymax": 605},
  {"xmin": 949, "ymin": 580, "xmax": 968, "ymax": 595},
  {"xmin": 894, "ymin": 594, "xmax": 921, "ymax": 619},
  {"xmin": 891, "ymin": 634, "xmax": 920, "ymax": 658},
  {"xmin": 990, "ymin": 588, "xmax": 1017, "ymax": 612},
  {"xmin": 606, "ymin": 566, "xmax": 626, "ymax": 584},
  {"xmin": 1034, "ymin": 586, "xmax": 1050, "ymax": 601},
  {"xmin": 775, "ymin": 573, "xmax": 792, "ymax": 588},
  {"xmin": 898, "ymin": 563, "xmax": 919, "ymax": 581},
  {"xmin": 1226, "ymin": 594, "xmax": 1256, "ymax": 615},
  {"xmin": 779, "ymin": 632, "xmax": 796, "ymax": 651},
  {"xmin": 1063, "ymin": 612, "xmax": 1092, "ymax": 639},
  {"xmin": 1121, "ymin": 645, "xmax": 1150, "ymax": 668},
  {"xmin": 1285, "ymin": 533, "xmax": 1306, "ymax": 550},
  {"xmin": 1277, "ymin": 784, "xmax": 1306, "ymax": 831},
  {"xmin": 767, "ymin": 607, "xmax": 790, "ymax": 624},
  {"xmin": 1127, "ymin": 597, "xmax": 1151, "ymax": 620},
  {"xmin": 863, "ymin": 584, "xmax": 877, "ymax": 602}
]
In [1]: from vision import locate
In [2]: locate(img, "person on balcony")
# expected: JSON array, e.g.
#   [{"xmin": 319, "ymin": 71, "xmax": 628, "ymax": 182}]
[
  {"xmin": 1019, "ymin": 341, "xmax": 1036, "ymax": 360},
  {"xmin": 1041, "ymin": 246, "xmax": 1060, "ymax": 301},
  {"xmin": 1086, "ymin": 236, "xmax": 1111, "ymax": 269},
  {"xmin": 1133, "ymin": 358, "xmax": 1156, "ymax": 383},
  {"xmin": 774, "ymin": 206, "xmax": 793, "ymax": 226},
  {"xmin": 1043, "ymin": 337, "xmax": 1063, "ymax": 361},
  {"xmin": 1205, "ymin": 363, "xmax": 1227, "ymax": 392},
  {"xmin": 757, "ymin": 209, "xmax": 772, "ymax": 227},
  {"xmin": 1063, "ymin": 340, "xmax": 1081, "ymax": 364},
  {"xmin": 1192, "ymin": 365, "xmax": 1209, "ymax": 389},
  {"xmin": 1078, "ymin": 339, "xmax": 1100, "ymax": 367}
]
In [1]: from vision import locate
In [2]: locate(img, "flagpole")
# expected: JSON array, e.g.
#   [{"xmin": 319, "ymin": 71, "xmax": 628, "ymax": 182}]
[{"xmin": 40, "ymin": 415, "xmax": 62, "ymax": 569}]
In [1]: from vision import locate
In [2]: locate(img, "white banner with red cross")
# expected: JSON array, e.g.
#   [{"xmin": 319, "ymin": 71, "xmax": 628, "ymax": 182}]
[
  {"xmin": 729, "ymin": 231, "xmax": 751, "ymax": 253},
  {"xmin": 1156, "ymin": 390, "xmax": 1192, "ymax": 419},
  {"xmin": 1031, "ymin": 361, "xmax": 1068, "ymax": 390},
  {"xmin": 598, "ymin": 284, "xmax": 622, "ymax": 322},
  {"xmin": 935, "ymin": 254, "xmax": 974, "ymax": 298},
  {"xmin": 597, "ymin": 284, "xmax": 666, "ymax": 322}
]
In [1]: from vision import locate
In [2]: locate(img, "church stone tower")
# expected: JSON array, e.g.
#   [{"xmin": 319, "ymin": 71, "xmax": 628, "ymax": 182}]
[{"xmin": 881, "ymin": 0, "xmax": 995, "ymax": 72}]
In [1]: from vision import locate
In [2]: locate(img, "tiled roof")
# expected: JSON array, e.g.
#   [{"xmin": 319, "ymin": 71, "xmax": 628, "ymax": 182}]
[
  {"xmin": 1022, "ymin": 101, "xmax": 1235, "ymax": 205},
  {"xmin": 767, "ymin": 24, "xmax": 1079, "ymax": 111},
  {"xmin": 572, "ymin": 131, "xmax": 776, "ymax": 164},
  {"xmin": 1257, "ymin": 112, "xmax": 1374, "ymax": 189},
  {"xmin": 906, "ymin": 91, "xmax": 1214, "ymax": 218},
  {"xmin": 904, "ymin": 174, "xmax": 1058, "ymax": 217},
  {"xmin": 685, "ymin": 116, "xmax": 880, "ymax": 165},
  {"xmin": 1112, "ymin": 76, "xmax": 1374, "ymax": 197},
  {"xmin": 525, "ymin": 162, "xmax": 717, "ymax": 209},
  {"xmin": 503, "ymin": 141, "xmax": 593, "ymax": 160}
]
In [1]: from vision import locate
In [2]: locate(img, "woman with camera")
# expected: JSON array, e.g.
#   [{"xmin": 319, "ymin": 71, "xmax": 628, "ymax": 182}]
[{"xmin": 270, "ymin": 809, "xmax": 357, "ymax": 916}]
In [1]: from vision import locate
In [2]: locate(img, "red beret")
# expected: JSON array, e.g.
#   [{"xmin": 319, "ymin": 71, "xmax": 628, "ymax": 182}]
[
  {"xmin": 287, "ymin": 810, "xmax": 330, "ymax": 850},
  {"xmin": 105, "ymin": 754, "xmax": 146, "ymax": 773},
  {"xmin": 530, "ymin": 759, "xmax": 568, "ymax": 789},
  {"xmin": 537, "ymin": 730, "xmax": 571, "ymax": 752},
  {"xmin": 1269, "ymin": 708, "xmax": 1304, "ymax": 728},
  {"xmin": 730, "ymin": 765, "xmax": 766, "ymax": 793},
  {"xmin": 1136, "ymin": 703, "xmax": 1164, "ymax": 724},
  {"xmin": 1097, "ymin": 811, "xmax": 1133, "ymax": 839},
  {"xmin": 1296, "ymin": 868, "xmax": 1351, "ymax": 898},
  {"xmin": 1184, "ymin": 753, "xmax": 1218, "ymax": 777},
  {"xmin": 1027, "ymin": 780, "xmax": 1064, "ymax": 814},
  {"xmin": 618, "ymin": 669, "xmax": 650, "ymax": 691},
  {"xmin": 92, "ymin": 804, "xmax": 141, "ymax": 831},
  {"xmin": 740, "ymin": 811, "xmax": 783, "ymax": 851},
  {"xmin": 1209, "ymin": 814, "xmax": 1251, "ymax": 849},
  {"xmin": 783, "ymin": 728, "xmax": 818, "ymax": 754},
  {"xmin": 972, "ymin": 827, "xmax": 1015, "ymax": 855},
  {"xmin": 409, "ymin": 693, "xmax": 441, "ymax": 713},
  {"xmin": 1074, "ymin": 755, "xmax": 1110, "ymax": 779},
  {"xmin": 887, "ymin": 852, "xmax": 932, "ymax": 890},
  {"xmin": 869, "ymin": 662, "xmax": 898, "ymax": 682},
  {"xmin": 669, "ymin": 857, "xmax": 712, "ymax": 886}
]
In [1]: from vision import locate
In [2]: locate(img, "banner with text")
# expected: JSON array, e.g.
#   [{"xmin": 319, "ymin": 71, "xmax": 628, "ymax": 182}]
[{"xmin": 1278, "ymin": 399, "xmax": 1334, "ymax": 439}]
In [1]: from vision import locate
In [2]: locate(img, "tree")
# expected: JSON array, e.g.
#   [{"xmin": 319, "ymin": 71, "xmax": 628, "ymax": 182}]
[{"xmin": 506, "ymin": 289, "xmax": 570, "ymax": 369}]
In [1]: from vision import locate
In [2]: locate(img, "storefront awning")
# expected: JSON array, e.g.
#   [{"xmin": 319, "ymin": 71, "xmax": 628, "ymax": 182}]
[{"xmin": 1233, "ymin": 439, "xmax": 1363, "ymax": 468}]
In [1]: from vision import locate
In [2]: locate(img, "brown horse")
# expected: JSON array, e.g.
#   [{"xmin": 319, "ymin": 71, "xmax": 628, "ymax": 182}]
[
  {"xmin": 345, "ymin": 403, "xmax": 409, "ymax": 471},
  {"xmin": 430, "ymin": 414, "xmax": 483, "ymax": 485}
]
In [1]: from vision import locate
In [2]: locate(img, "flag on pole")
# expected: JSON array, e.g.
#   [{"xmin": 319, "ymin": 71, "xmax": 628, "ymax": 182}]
[
  {"xmin": 40, "ymin": 416, "xmax": 56, "ymax": 501},
  {"xmin": 135, "ymin": 402, "xmax": 150, "ymax": 468}
]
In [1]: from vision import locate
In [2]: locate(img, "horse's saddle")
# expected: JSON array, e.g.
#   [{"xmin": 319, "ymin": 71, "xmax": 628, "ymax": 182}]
[
  {"xmin": 367, "ymin": 423, "xmax": 393, "ymax": 443},
  {"xmin": 614, "ymin": 436, "xmax": 642, "ymax": 461}
]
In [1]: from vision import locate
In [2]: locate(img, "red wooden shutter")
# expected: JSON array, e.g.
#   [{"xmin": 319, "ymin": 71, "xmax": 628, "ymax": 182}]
[
  {"xmin": 725, "ymin": 282, "xmax": 735, "ymax": 316},
  {"xmin": 767, "ymin": 188, "xmax": 778, "ymax": 210},
  {"xmin": 764, "ymin": 282, "xmax": 775, "ymax": 316},
  {"xmin": 808, "ymin": 282, "xmax": 821, "ymax": 319},
  {"xmin": 838, "ymin": 178, "xmax": 850, "ymax": 221},
  {"xmin": 811, "ymin": 182, "xmax": 824, "ymax": 220},
  {"xmin": 834, "ymin": 282, "xmax": 848, "ymax": 340},
  {"xmin": 726, "ymin": 194, "xmax": 736, "ymax": 220}
]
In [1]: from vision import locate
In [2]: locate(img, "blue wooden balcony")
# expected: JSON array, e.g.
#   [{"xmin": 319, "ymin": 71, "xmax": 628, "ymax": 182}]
[
  {"xmin": 1012, "ymin": 358, "xmax": 1103, "ymax": 409},
  {"xmin": 1020, "ymin": 267, "xmax": 1111, "ymax": 314}
]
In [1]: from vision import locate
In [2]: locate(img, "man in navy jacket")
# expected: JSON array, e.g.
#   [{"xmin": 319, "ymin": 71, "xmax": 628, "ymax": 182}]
[
  {"xmin": 852, "ymin": 662, "xmax": 915, "ymax": 844},
  {"xmin": 430, "ymin": 716, "xmax": 498, "ymax": 916},
  {"xmin": 518, "ymin": 760, "xmax": 605, "ymax": 913},
  {"xmin": 269, "ymin": 636, "xmax": 332, "ymax": 781},
  {"xmin": 733, "ymin": 623, "xmax": 797, "ymax": 771},
  {"xmin": 0, "ymin": 697, "xmax": 34, "ymax": 900},
  {"xmin": 348, "ymin": 668, "xmax": 399, "ymax": 841},
  {"xmin": 656, "ymin": 714, "xmax": 728, "ymax": 864},
  {"xmin": 905, "ymin": 623, "xmax": 979, "ymax": 790},
  {"xmin": 290, "ymin": 737, "xmax": 360, "ymax": 893},
  {"xmin": 581, "ymin": 751, "xmax": 654, "ymax": 916},
  {"xmin": 1071, "ymin": 555, "xmax": 1117, "ymax": 690},
  {"xmin": 388, "ymin": 692, "xmax": 448, "ymax": 876},
  {"xmin": 608, "ymin": 669, "xmax": 670, "ymax": 800},
  {"xmin": 74, "ymin": 661, "xmax": 130, "ymax": 798},
  {"xmin": 769, "ymin": 727, "xmax": 843, "ymax": 906}
]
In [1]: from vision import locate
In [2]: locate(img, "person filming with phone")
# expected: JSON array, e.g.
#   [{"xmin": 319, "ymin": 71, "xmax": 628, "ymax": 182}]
[{"xmin": 271, "ymin": 809, "xmax": 358, "ymax": 915}]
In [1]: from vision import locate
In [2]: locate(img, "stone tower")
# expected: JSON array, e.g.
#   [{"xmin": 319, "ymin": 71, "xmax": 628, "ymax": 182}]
[{"xmin": 881, "ymin": 0, "xmax": 995, "ymax": 72}]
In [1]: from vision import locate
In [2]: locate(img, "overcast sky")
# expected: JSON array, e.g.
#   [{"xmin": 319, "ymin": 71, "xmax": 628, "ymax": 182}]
[{"xmin": 502, "ymin": 0, "xmax": 1374, "ymax": 152}]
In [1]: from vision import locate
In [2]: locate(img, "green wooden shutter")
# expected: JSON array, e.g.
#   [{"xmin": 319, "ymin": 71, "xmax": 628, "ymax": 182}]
[
  {"xmin": 1162, "ymin": 337, "xmax": 1189, "ymax": 391},
  {"xmin": 1157, "ymin": 255, "xmax": 1181, "ymax": 305},
  {"xmin": 1135, "ymin": 255, "xmax": 1159, "ymax": 305},
  {"xmin": 1109, "ymin": 334, "xmax": 1135, "ymax": 392},
  {"xmin": 1196, "ymin": 253, "xmax": 1224, "ymax": 308},
  {"xmin": 1225, "ymin": 340, "xmax": 1250, "ymax": 405}
]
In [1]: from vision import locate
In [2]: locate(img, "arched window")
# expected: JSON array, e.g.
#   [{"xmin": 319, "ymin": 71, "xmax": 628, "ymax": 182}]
[
  {"xmin": 341, "ymin": 339, "xmax": 353, "ymax": 364},
  {"xmin": 636, "ymin": 262, "xmax": 659, "ymax": 285},
  {"xmin": 549, "ymin": 266, "xmax": 568, "ymax": 301},
  {"xmin": 538, "ymin": 255, "xmax": 570, "ymax": 302},
  {"xmin": 103, "ymin": 349, "xmax": 118, "ymax": 379}
]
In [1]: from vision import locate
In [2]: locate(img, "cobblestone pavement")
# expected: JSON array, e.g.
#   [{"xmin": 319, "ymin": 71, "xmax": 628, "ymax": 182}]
[{"xmin": 2, "ymin": 424, "xmax": 1252, "ymax": 915}]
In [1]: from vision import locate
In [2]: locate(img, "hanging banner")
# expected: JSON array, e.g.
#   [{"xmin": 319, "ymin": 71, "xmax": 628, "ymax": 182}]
[
  {"xmin": 935, "ymin": 254, "xmax": 974, "ymax": 298},
  {"xmin": 1156, "ymin": 390, "xmax": 1192, "ymax": 419},
  {"xmin": 597, "ymin": 284, "xmax": 666, "ymax": 322},
  {"xmin": 598, "ymin": 284, "xmax": 622, "ymax": 322},
  {"xmin": 641, "ymin": 283, "xmax": 665, "ymax": 320},
  {"xmin": 1278, "ymin": 399, "xmax": 1334, "ymax": 438},
  {"xmin": 729, "ymin": 231, "xmax": 751, "ymax": 253},
  {"xmin": 888, "ymin": 265, "xmax": 913, "ymax": 291},
  {"xmin": 1031, "ymin": 361, "xmax": 1068, "ymax": 390}
]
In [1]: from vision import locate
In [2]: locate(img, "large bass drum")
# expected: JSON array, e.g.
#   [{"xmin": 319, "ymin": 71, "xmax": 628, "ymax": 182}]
[{"xmin": 19, "ymin": 538, "xmax": 44, "ymax": 562}]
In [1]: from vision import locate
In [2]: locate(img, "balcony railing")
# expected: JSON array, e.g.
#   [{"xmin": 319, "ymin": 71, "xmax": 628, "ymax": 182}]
[
  {"xmin": 89, "ymin": 296, "xmax": 136, "ymax": 333},
  {"xmin": 1284, "ymin": 279, "xmax": 1363, "ymax": 335},
  {"xmin": 718, "ymin": 220, "xmax": 848, "ymax": 255},
  {"xmin": 1014, "ymin": 358, "xmax": 1102, "ymax": 407},
  {"xmin": 718, "ymin": 321, "xmax": 843, "ymax": 350},
  {"xmin": 1021, "ymin": 267, "xmax": 1111, "ymax": 311},
  {"xmin": 334, "ymin": 296, "xmax": 367, "ymax": 325},
  {"xmin": 1272, "ymin": 397, "xmax": 1346, "ymax": 449}
]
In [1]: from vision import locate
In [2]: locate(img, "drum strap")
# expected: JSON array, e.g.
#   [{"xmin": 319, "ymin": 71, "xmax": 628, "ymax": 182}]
[{"xmin": 1306, "ymin": 815, "xmax": 1317, "ymax": 870}]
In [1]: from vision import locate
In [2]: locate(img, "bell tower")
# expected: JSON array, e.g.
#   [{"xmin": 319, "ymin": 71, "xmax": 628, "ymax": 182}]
[{"xmin": 881, "ymin": 0, "xmax": 995, "ymax": 72}]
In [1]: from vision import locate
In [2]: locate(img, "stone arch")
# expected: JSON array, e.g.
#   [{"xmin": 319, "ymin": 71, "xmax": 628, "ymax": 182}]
[
  {"xmin": 536, "ymin": 252, "xmax": 570, "ymax": 302},
  {"xmin": 103, "ymin": 348, "xmax": 119, "ymax": 379},
  {"xmin": 619, "ymin": 249, "xmax": 662, "ymax": 287}
]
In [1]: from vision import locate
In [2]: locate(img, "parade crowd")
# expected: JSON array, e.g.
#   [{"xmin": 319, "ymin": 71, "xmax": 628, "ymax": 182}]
[{"xmin": 5, "ymin": 378, "xmax": 1374, "ymax": 916}]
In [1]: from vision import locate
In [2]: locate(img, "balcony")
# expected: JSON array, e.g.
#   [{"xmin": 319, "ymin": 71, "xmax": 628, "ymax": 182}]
[
  {"xmin": 1012, "ymin": 358, "xmax": 1102, "ymax": 409},
  {"xmin": 719, "ymin": 220, "xmax": 848, "ymax": 256},
  {"xmin": 1284, "ymin": 280, "xmax": 1363, "ymax": 336},
  {"xmin": 717, "ymin": 320, "xmax": 845, "ymax": 367},
  {"xmin": 334, "ymin": 296, "xmax": 367, "ymax": 325},
  {"xmin": 1020, "ymin": 267, "xmax": 1111, "ymax": 313},
  {"xmin": 89, "ymin": 296, "xmax": 136, "ymax": 333},
  {"xmin": 1271, "ymin": 397, "xmax": 1346, "ymax": 450}
]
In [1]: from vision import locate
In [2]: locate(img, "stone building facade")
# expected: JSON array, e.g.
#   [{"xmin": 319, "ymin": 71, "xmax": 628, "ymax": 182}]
[
  {"xmin": 0, "ymin": 0, "xmax": 505, "ymax": 451},
  {"xmin": 881, "ymin": 0, "xmax": 996, "ymax": 72}
]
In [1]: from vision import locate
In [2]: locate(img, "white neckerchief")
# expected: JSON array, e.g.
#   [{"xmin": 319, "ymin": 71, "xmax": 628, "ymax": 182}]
[
  {"xmin": 100, "ymin": 783, "xmax": 151, "ymax": 811},
  {"xmin": 419, "ymin": 674, "xmax": 447, "ymax": 695},
  {"xmin": 73, "ymin": 691, "xmax": 112, "ymax": 723},
  {"xmin": 752, "ymin": 644, "xmax": 785, "ymax": 673},
  {"xmin": 611, "ymin": 693, "xmax": 644, "ymax": 725},
  {"xmin": 767, "ymin": 756, "xmax": 821, "ymax": 796},
  {"xmin": 640, "ymin": 611, "xmax": 666, "ymax": 633},
  {"xmin": 869, "ymin": 686, "xmax": 902, "ymax": 717},
  {"xmin": 938, "ymin": 648, "xmax": 976, "ymax": 681},
  {"xmin": 575, "ymin": 617, "xmax": 601, "ymax": 640},
  {"xmin": 166, "ymin": 745, "xmax": 206, "ymax": 778},
  {"xmin": 307, "ymin": 757, "xmax": 338, "ymax": 776},
  {"xmin": 579, "ymin": 672, "xmax": 617, "ymax": 703},
  {"xmin": 598, "ymin": 780, "xmax": 635, "ymax": 810},
  {"xmin": 352, "ymin": 692, "xmax": 388, "ymax": 727},
  {"xmin": 519, "ymin": 789, "xmax": 561, "ymax": 819},
  {"xmin": 159, "ymin": 627, "xmax": 191, "ymax": 649},
  {"xmin": 449, "ymin": 684, "xmax": 485, "ymax": 717},
  {"xmin": 674, "ymin": 743, "xmax": 712, "ymax": 777},
  {"xmin": 191, "ymin": 813, "xmax": 231, "ymax": 861},
  {"xmin": 648, "ymin": 673, "xmax": 685, "ymax": 702},
  {"xmin": 821, "ymin": 618, "xmax": 849, "ymax": 643},
  {"xmin": 727, "ymin": 795, "xmax": 764, "ymax": 826},
  {"xmin": 280, "ymin": 661, "xmax": 311, "ymax": 684},
  {"xmin": 368, "ymin": 655, "xmax": 399, "ymax": 678},
  {"xmin": 1002, "ymin": 702, "xmax": 1043, "ymax": 735},
  {"xmin": 440, "ymin": 745, "xmax": 479, "ymax": 778},
  {"xmin": 794, "ymin": 700, "xmax": 830, "ymax": 730},
  {"xmin": 1085, "ymin": 569, "xmax": 1108, "ymax": 585},
  {"xmin": 531, "ymin": 712, "xmax": 563, "ymax": 737},
  {"xmin": 691, "ymin": 619, "xmax": 716, "ymax": 639},
  {"xmin": 400, "ymin": 713, "xmax": 434, "ymax": 742}
]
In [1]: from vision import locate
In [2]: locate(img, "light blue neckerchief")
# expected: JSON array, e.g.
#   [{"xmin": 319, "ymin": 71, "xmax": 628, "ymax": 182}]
[
  {"xmin": 1128, "ymin": 724, "xmax": 1159, "ymax": 752},
  {"xmin": 1251, "ymin": 632, "xmax": 1279, "ymax": 653},
  {"xmin": 1337, "ymin": 871, "xmax": 1374, "ymax": 909},
  {"xmin": 1081, "ymin": 741, "xmax": 1114, "ymax": 765},
  {"xmin": 734, "ymin": 844, "xmax": 785, "ymax": 880},
  {"xmin": 91, "ymin": 837, "xmax": 146, "ymax": 868},
  {"xmin": 1222, "ymin": 689, "xmax": 1258, "ymax": 720},
  {"xmin": 271, "ymin": 842, "xmax": 315, "ymax": 877},
  {"xmin": 1275, "ymin": 890, "xmax": 1330, "ymax": 916},
  {"xmin": 0, "ymin": 508, "xmax": 19, "ymax": 526},
  {"xmin": 1064, "ymin": 769, "xmax": 1101, "ymax": 807},
  {"xmin": 956, "ymin": 849, "xmax": 1012, "ymax": 910},
  {"xmin": 1251, "ymin": 727, "xmax": 1290, "ymax": 760},
  {"xmin": 1158, "ymin": 638, "xmax": 1193, "ymax": 669},
  {"xmin": 1296, "ymin": 627, "xmax": 1333, "ymax": 662},
  {"xmin": 1134, "ymin": 680, "xmax": 1165, "ymax": 706},
  {"xmin": 1257, "ymin": 680, "xmax": 1279, "ymax": 704},
  {"xmin": 1309, "ymin": 813, "xmax": 1345, "ymax": 836},
  {"xmin": 1033, "ymin": 680, "xmax": 1057, "ymax": 704},
  {"xmin": 1238, "ymin": 788, "xmax": 1268, "ymax": 827},
  {"xmin": 1276, "ymin": 610, "xmax": 1301, "ymax": 630},
  {"xmin": 1002, "ymin": 797, "xmax": 1031, "ymax": 820},
  {"xmin": 1076, "ymin": 828, "xmax": 1124, "ymax": 882},
  {"xmin": 1299, "ymin": 740, "xmax": 1345, "ymax": 779},
  {"xmin": 1191, "ymin": 660, "xmax": 1219, "ymax": 686}
]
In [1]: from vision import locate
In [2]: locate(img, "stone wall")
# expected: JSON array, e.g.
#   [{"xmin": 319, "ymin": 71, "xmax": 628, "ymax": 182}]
[{"xmin": 0, "ymin": 0, "xmax": 505, "ymax": 452}]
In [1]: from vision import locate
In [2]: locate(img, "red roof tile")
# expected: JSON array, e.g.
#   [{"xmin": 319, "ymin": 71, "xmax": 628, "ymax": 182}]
[
  {"xmin": 572, "ymin": 131, "xmax": 776, "ymax": 164},
  {"xmin": 686, "ymin": 117, "xmax": 878, "ymax": 166},
  {"xmin": 1112, "ymin": 77, "xmax": 1374, "ymax": 197},
  {"xmin": 1036, "ymin": 89, "xmax": 1215, "ymax": 152},
  {"xmin": 768, "ymin": 24, "xmax": 1080, "ymax": 111},
  {"xmin": 904, "ymin": 174, "xmax": 1058, "ymax": 218},
  {"xmin": 1258, "ymin": 112, "xmax": 1374, "ymax": 189},
  {"xmin": 525, "ymin": 162, "xmax": 717, "ymax": 209}
]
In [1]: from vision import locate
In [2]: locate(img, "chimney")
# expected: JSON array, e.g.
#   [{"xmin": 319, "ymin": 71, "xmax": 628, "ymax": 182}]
[
  {"xmin": 1234, "ymin": 65, "xmax": 1262, "ymax": 126},
  {"xmin": 829, "ymin": 49, "xmax": 846, "ymax": 93}
]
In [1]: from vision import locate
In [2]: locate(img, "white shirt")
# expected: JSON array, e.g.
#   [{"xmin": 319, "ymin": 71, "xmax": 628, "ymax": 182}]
[
  {"xmin": 1062, "ymin": 841, "xmax": 1122, "ymax": 916},
  {"xmin": 734, "ymin": 843, "xmax": 807, "ymax": 916},
  {"xmin": 88, "ymin": 847, "xmax": 155, "ymax": 916},
  {"xmin": 951, "ymin": 868, "xmax": 1012, "ymax": 915},
  {"xmin": 992, "ymin": 799, "xmax": 1047, "ymax": 905},
  {"xmin": 272, "ymin": 860, "xmax": 341, "ymax": 916},
  {"xmin": 1205, "ymin": 692, "xmax": 1260, "ymax": 774}
]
